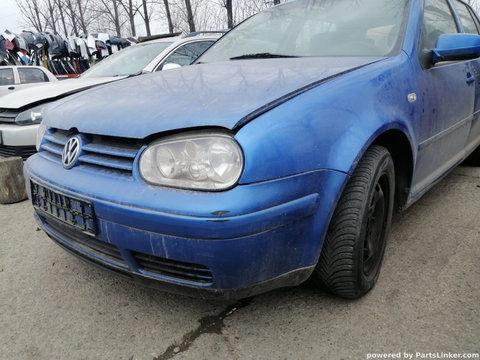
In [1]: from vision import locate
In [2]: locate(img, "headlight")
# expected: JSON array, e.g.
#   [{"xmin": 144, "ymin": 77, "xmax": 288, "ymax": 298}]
[
  {"xmin": 15, "ymin": 105, "xmax": 45, "ymax": 125},
  {"xmin": 139, "ymin": 132, "xmax": 244, "ymax": 191},
  {"xmin": 36, "ymin": 123, "xmax": 48, "ymax": 151}
]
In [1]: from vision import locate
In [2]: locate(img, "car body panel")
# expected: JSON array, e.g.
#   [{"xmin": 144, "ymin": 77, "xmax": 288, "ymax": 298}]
[
  {"xmin": 0, "ymin": 34, "xmax": 221, "ymax": 154},
  {"xmin": 45, "ymin": 57, "xmax": 382, "ymax": 138},
  {"xmin": 0, "ymin": 76, "xmax": 120, "ymax": 109},
  {"xmin": 0, "ymin": 65, "xmax": 58, "ymax": 98},
  {"xmin": 236, "ymin": 53, "xmax": 417, "ymax": 183},
  {"xmin": 0, "ymin": 122, "xmax": 37, "ymax": 146},
  {"xmin": 25, "ymin": 153, "xmax": 347, "ymax": 292},
  {"xmin": 23, "ymin": 0, "xmax": 480, "ymax": 297}
]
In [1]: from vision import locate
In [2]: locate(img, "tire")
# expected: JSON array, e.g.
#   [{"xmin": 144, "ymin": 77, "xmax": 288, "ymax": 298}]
[{"xmin": 313, "ymin": 145, "xmax": 395, "ymax": 299}]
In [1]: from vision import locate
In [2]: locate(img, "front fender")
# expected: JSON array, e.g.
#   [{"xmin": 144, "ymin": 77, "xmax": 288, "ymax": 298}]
[{"xmin": 236, "ymin": 52, "xmax": 418, "ymax": 184}]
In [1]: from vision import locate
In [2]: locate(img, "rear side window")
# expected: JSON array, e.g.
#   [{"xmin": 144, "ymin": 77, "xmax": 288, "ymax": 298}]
[
  {"xmin": 422, "ymin": 0, "xmax": 459, "ymax": 51},
  {"xmin": 0, "ymin": 68, "xmax": 14, "ymax": 86},
  {"xmin": 18, "ymin": 68, "xmax": 49, "ymax": 84},
  {"xmin": 157, "ymin": 41, "xmax": 214, "ymax": 70},
  {"xmin": 452, "ymin": 0, "xmax": 479, "ymax": 34}
]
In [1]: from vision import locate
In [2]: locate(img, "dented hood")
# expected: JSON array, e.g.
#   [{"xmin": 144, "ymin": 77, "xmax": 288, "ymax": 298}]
[{"xmin": 45, "ymin": 57, "xmax": 382, "ymax": 137}]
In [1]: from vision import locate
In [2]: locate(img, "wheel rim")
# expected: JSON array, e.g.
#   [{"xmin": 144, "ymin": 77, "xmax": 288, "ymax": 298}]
[{"xmin": 363, "ymin": 174, "xmax": 389, "ymax": 277}]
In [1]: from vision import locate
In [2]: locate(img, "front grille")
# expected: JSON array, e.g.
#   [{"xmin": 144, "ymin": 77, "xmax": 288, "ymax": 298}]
[
  {"xmin": 132, "ymin": 252, "xmax": 213, "ymax": 284},
  {"xmin": 40, "ymin": 212, "xmax": 127, "ymax": 266},
  {"xmin": 0, "ymin": 144, "xmax": 36, "ymax": 159},
  {"xmin": 0, "ymin": 109, "xmax": 19, "ymax": 124},
  {"xmin": 40, "ymin": 129, "xmax": 142, "ymax": 175}
]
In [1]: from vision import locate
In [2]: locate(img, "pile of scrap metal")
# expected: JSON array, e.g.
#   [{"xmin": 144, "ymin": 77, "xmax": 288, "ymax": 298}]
[{"xmin": 0, "ymin": 30, "xmax": 131, "ymax": 77}]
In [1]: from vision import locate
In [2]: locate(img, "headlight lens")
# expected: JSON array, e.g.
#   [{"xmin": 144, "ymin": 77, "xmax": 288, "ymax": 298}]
[
  {"xmin": 35, "ymin": 123, "xmax": 48, "ymax": 151},
  {"xmin": 15, "ymin": 105, "xmax": 45, "ymax": 125},
  {"xmin": 139, "ymin": 132, "xmax": 244, "ymax": 191}
]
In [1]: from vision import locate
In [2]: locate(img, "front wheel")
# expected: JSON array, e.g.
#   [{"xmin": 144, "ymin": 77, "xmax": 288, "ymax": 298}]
[{"xmin": 313, "ymin": 145, "xmax": 395, "ymax": 299}]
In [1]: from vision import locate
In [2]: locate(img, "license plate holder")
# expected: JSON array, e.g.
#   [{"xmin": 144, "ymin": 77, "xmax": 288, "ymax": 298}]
[{"xmin": 31, "ymin": 181, "xmax": 97, "ymax": 235}]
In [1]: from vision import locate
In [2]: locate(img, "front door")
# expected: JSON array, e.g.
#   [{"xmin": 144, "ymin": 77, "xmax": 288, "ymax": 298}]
[{"xmin": 412, "ymin": 0, "xmax": 474, "ymax": 195}]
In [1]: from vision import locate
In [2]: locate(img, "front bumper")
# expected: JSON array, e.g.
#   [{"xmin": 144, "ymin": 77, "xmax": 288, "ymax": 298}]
[
  {"xmin": 24, "ymin": 153, "xmax": 347, "ymax": 299},
  {"xmin": 0, "ymin": 123, "xmax": 38, "ymax": 146},
  {"xmin": 0, "ymin": 123, "xmax": 38, "ymax": 159}
]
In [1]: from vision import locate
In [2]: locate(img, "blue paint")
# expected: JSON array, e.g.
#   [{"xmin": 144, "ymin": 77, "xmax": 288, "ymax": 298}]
[{"xmin": 24, "ymin": 0, "xmax": 480, "ymax": 297}]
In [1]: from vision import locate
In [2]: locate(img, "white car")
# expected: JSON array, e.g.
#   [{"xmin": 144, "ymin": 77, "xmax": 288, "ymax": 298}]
[
  {"xmin": 0, "ymin": 66, "xmax": 57, "ymax": 98},
  {"xmin": 0, "ymin": 32, "xmax": 222, "ymax": 159}
]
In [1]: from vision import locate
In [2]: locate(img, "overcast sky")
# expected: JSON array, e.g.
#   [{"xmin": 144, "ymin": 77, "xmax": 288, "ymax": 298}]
[{"xmin": 0, "ymin": 0, "xmax": 24, "ymax": 33}]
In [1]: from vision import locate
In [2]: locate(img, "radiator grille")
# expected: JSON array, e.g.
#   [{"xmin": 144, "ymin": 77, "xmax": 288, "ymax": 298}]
[
  {"xmin": 40, "ymin": 129, "xmax": 142, "ymax": 175},
  {"xmin": 0, "ymin": 144, "xmax": 36, "ymax": 159},
  {"xmin": 0, "ymin": 109, "xmax": 19, "ymax": 124}
]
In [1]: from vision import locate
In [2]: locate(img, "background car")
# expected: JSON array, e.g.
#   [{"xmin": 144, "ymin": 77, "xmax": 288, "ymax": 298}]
[
  {"xmin": 0, "ymin": 65, "xmax": 57, "ymax": 97},
  {"xmin": 0, "ymin": 31, "xmax": 222, "ymax": 159},
  {"xmin": 25, "ymin": 0, "xmax": 480, "ymax": 299}
]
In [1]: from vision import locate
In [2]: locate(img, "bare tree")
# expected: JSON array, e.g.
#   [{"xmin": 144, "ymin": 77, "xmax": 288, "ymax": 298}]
[
  {"xmin": 76, "ymin": 0, "xmax": 89, "ymax": 34},
  {"xmin": 97, "ymin": 0, "xmax": 123, "ymax": 36},
  {"xmin": 141, "ymin": 0, "xmax": 152, "ymax": 36},
  {"xmin": 225, "ymin": 0, "xmax": 233, "ymax": 28},
  {"xmin": 163, "ymin": 0, "xmax": 175, "ymax": 33},
  {"xmin": 184, "ymin": 0, "xmax": 196, "ymax": 32},
  {"xmin": 119, "ymin": 0, "xmax": 140, "ymax": 36},
  {"xmin": 43, "ymin": 0, "xmax": 58, "ymax": 34},
  {"xmin": 63, "ymin": 0, "xmax": 79, "ymax": 35},
  {"xmin": 55, "ymin": 0, "xmax": 70, "ymax": 37},
  {"xmin": 16, "ymin": 0, "xmax": 46, "ymax": 32},
  {"xmin": 15, "ymin": 0, "xmax": 284, "ymax": 38}
]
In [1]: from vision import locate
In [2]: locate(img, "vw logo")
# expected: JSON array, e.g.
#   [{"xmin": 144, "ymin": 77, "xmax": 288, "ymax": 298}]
[{"xmin": 62, "ymin": 136, "xmax": 82, "ymax": 169}]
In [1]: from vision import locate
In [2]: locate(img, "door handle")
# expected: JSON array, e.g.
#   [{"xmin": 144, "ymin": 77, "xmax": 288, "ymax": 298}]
[{"xmin": 7, "ymin": 86, "xmax": 15, "ymax": 90}]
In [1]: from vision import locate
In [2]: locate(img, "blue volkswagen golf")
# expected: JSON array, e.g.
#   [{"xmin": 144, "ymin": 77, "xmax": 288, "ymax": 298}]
[{"xmin": 25, "ymin": 0, "xmax": 480, "ymax": 299}]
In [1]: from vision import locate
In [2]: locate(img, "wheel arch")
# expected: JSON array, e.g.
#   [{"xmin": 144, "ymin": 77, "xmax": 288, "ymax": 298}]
[{"xmin": 367, "ymin": 129, "xmax": 414, "ymax": 211}]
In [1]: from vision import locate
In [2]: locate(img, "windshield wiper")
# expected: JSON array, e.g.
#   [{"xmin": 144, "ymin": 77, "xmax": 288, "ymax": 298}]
[{"xmin": 230, "ymin": 52, "xmax": 298, "ymax": 60}]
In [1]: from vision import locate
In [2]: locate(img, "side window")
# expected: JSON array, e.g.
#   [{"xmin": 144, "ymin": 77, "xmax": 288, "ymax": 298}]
[
  {"xmin": 0, "ymin": 68, "xmax": 15, "ymax": 86},
  {"xmin": 156, "ymin": 41, "xmax": 214, "ymax": 71},
  {"xmin": 452, "ymin": 0, "xmax": 479, "ymax": 34},
  {"xmin": 468, "ymin": 7, "xmax": 480, "ymax": 33},
  {"xmin": 18, "ymin": 68, "xmax": 49, "ymax": 84},
  {"xmin": 421, "ymin": 0, "xmax": 459, "ymax": 51}
]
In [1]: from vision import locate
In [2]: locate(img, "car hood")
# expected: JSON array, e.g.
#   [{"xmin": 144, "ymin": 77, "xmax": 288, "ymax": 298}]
[
  {"xmin": 0, "ymin": 76, "xmax": 122, "ymax": 110},
  {"xmin": 46, "ymin": 57, "xmax": 383, "ymax": 138}
]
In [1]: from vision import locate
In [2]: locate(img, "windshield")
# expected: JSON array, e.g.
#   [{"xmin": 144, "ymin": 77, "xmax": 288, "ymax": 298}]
[
  {"xmin": 199, "ymin": 0, "xmax": 410, "ymax": 62},
  {"xmin": 81, "ymin": 41, "xmax": 173, "ymax": 78}
]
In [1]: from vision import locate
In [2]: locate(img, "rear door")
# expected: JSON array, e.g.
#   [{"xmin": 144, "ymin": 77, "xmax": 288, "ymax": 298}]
[
  {"xmin": 0, "ymin": 67, "xmax": 53, "ymax": 97},
  {"xmin": 0, "ymin": 67, "xmax": 16, "ymax": 97}
]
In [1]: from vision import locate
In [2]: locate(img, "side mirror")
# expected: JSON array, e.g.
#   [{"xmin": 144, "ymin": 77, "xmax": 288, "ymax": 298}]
[
  {"xmin": 432, "ymin": 33, "xmax": 480, "ymax": 64},
  {"xmin": 161, "ymin": 63, "xmax": 182, "ymax": 71}
]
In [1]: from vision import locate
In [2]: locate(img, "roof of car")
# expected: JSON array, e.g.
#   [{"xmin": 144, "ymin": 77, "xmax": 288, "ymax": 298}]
[{"xmin": 0, "ymin": 65, "xmax": 52, "ymax": 70}]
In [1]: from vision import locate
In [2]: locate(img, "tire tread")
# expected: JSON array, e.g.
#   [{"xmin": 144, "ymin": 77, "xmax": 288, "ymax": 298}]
[{"xmin": 313, "ymin": 145, "xmax": 392, "ymax": 298}]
